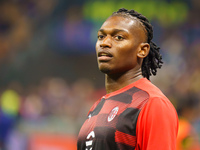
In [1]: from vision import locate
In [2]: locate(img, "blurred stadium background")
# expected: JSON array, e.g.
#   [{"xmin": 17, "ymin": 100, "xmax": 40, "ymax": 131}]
[{"xmin": 0, "ymin": 0, "xmax": 200, "ymax": 149}]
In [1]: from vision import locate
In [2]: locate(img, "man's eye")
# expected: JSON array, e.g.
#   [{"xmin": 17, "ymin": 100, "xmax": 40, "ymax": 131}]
[
  {"xmin": 115, "ymin": 36, "xmax": 124, "ymax": 40},
  {"xmin": 98, "ymin": 35, "xmax": 104, "ymax": 40}
]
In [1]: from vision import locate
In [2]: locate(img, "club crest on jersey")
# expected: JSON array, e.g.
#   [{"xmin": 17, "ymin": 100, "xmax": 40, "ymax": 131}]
[{"xmin": 107, "ymin": 106, "xmax": 119, "ymax": 122}]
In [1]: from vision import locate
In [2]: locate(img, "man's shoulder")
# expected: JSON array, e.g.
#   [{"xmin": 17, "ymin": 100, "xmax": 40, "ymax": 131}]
[{"xmin": 135, "ymin": 78, "xmax": 167, "ymax": 100}]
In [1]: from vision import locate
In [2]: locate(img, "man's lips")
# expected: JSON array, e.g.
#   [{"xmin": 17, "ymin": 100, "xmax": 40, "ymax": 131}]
[{"xmin": 98, "ymin": 51, "xmax": 113, "ymax": 61}]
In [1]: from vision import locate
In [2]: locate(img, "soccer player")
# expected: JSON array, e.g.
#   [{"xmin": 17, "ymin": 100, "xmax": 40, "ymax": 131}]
[{"xmin": 77, "ymin": 8, "xmax": 178, "ymax": 150}]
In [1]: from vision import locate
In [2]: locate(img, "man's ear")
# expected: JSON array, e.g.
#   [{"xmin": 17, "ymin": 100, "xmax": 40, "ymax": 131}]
[{"xmin": 137, "ymin": 43, "xmax": 150, "ymax": 58}]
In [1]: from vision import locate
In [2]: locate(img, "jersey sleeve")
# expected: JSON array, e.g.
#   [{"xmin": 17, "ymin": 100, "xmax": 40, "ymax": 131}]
[{"xmin": 136, "ymin": 97, "xmax": 179, "ymax": 150}]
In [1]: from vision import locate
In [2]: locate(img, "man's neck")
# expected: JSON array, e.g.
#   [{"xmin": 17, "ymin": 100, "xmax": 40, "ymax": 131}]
[{"xmin": 105, "ymin": 69, "xmax": 143, "ymax": 94}]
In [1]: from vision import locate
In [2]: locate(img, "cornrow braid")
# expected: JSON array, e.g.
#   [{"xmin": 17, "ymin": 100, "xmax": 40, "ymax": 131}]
[{"xmin": 112, "ymin": 8, "xmax": 163, "ymax": 80}]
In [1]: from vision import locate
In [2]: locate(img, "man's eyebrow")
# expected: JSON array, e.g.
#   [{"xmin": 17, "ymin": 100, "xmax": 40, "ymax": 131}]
[{"xmin": 98, "ymin": 29, "xmax": 128, "ymax": 34}]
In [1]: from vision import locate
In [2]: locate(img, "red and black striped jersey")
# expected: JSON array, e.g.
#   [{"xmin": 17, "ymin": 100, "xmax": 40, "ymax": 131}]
[{"xmin": 77, "ymin": 78, "xmax": 178, "ymax": 150}]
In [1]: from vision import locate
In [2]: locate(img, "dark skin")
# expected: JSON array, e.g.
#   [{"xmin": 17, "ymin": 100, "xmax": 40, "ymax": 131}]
[{"xmin": 96, "ymin": 15, "xmax": 150, "ymax": 94}]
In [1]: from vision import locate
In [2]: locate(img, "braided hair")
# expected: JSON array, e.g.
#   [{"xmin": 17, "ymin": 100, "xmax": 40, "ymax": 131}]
[{"xmin": 112, "ymin": 8, "xmax": 163, "ymax": 80}]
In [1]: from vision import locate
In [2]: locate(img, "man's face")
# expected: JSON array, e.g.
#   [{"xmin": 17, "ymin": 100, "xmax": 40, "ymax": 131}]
[{"xmin": 96, "ymin": 15, "xmax": 147, "ymax": 75}]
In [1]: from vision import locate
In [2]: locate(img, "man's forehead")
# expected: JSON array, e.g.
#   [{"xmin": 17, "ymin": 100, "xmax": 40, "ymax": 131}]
[
  {"xmin": 110, "ymin": 13, "xmax": 147, "ymax": 33},
  {"xmin": 99, "ymin": 15, "xmax": 147, "ymax": 42},
  {"xmin": 98, "ymin": 28, "xmax": 129, "ymax": 34},
  {"xmin": 101, "ymin": 15, "xmax": 145, "ymax": 35},
  {"xmin": 102, "ymin": 15, "xmax": 138, "ymax": 28}
]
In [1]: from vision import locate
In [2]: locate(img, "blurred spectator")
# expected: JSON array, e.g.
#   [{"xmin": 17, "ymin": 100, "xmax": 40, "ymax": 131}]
[
  {"xmin": 0, "ymin": 89, "xmax": 21, "ymax": 149},
  {"xmin": 176, "ymin": 94, "xmax": 200, "ymax": 150},
  {"xmin": 20, "ymin": 94, "xmax": 43, "ymax": 120}
]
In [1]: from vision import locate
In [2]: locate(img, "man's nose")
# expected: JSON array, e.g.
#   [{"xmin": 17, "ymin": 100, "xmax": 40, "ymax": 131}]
[{"xmin": 100, "ymin": 36, "xmax": 112, "ymax": 48}]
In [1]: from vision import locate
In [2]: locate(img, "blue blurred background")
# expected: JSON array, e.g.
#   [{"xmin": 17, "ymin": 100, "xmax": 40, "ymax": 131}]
[{"xmin": 0, "ymin": 0, "xmax": 200, "ymax": 149}]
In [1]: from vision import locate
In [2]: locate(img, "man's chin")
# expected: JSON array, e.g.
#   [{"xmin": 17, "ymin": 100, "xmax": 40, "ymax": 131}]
[{"xmin": 99, "ymin": 68, "xmax": 111, "ymax": 74}]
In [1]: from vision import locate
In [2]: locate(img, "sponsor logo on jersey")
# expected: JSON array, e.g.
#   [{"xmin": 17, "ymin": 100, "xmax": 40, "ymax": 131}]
[{"xmin": 107, "ymin": 106, "xmax": 119, "ymax": 122}]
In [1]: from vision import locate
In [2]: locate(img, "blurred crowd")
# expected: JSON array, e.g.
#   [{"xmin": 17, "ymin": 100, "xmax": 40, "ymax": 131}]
[
  {"xmin": 0, "ymin": 77, "xmax": 105, "ymax": 149},
  {"xmin": 0, "ymin": 0, "xmax": 200, "ymax": 150}
]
